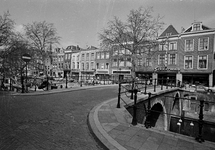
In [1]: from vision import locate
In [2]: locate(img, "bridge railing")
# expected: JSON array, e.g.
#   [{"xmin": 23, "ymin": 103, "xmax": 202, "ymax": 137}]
[
  {"xmin": 117, "ymin": 78, "xmax": 179, "ymax": 108},
  {"xmin": 118, "ymin": 81, "xmax": 215, "ymax": 143}
]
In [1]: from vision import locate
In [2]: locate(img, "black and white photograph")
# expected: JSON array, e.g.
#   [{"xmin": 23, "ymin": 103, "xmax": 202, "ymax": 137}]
[{"xmin": 0, "ymin": 0, "xmax": 215, "ymax": 149}]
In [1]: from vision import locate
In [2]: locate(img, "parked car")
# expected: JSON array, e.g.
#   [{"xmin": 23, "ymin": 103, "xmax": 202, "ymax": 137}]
[
  {"xmin": 203, "ymin": 86, "xmax": 215, "ymax": 92},
  {"xmin": 195, "ymin": 85, "xmax": 207, "ymax": 92},
  {"xmin": 38, "ymin": 81, "xmax": 50, "ymax": 89},
  {"xmin": 195, "ymin": 85, "xmax": 215, "ymax": 92}
]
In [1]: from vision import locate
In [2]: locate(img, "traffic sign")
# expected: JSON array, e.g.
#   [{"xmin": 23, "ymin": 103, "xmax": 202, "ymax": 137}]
[{"xmin": 22, "ymin": 53, "xmax": 31, "ymax": 62}]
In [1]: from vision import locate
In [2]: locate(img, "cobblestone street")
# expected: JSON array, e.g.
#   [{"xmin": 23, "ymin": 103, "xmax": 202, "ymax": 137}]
[{"xmin": 0, "ymin": 86, "xmax": 118, "ymax": 150}]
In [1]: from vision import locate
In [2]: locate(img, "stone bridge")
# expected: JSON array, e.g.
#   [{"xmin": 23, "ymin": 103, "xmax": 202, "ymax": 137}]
[{"xmin": 120, "ymin": 85, "xmax": 215, "ymax": 142}]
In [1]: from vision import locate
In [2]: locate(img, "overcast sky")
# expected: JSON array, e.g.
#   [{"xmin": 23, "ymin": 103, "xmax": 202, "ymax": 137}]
[{"xmin": 1, "ymin": 0, "xmax": 215, "ymax": 49}]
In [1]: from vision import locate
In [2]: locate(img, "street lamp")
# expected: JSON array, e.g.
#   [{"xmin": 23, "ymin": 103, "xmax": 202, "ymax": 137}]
[
  {"xmin": 177, "ymin": 118, "xmax": 182, "ymax": 134},
  {"xmin": 21, "ymin": 53, "xmax": 31, "ymax": 93}
]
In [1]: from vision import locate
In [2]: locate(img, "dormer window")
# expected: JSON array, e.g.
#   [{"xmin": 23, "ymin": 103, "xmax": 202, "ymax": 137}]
[{"xmin": 193, "ymin": 23, "xmax": 201, "ymax": 31}]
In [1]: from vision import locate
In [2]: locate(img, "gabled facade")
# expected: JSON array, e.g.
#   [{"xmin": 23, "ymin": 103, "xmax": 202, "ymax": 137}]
[
  {"xmin": 52, "ymin": 48, "xmax": 64, "ymax": 78},
  {"xmin": 79, "ymin": 46, "xmax": 98, "ymax": 81},
  {"xmin": 110, "ymin": 45, "xmax": 132, "ymax": 81},
  {"xmin": 71, "ymin": 50, "xmax": 80, "ymax": 80},
  {"xmin": 137, "ymin": 22, "xmax": 215, "ymax": 86},
  {"xmin": 64, "ymin": 45, "xmax": 81, "ymax": 78},
  {"xmin": 63, "ymin": 49, "xmax": 72, "ymax": 78},
  {"xmin": 154, "ymin": 25, "xmax": 181, "ymax": 84},
  {"xmin": 180, "ymin": 21, "xmax": 215, "ymax": 86},
  {"xmin": 95, "ymin": 50, "xmax": 110, "ymax": 80}
]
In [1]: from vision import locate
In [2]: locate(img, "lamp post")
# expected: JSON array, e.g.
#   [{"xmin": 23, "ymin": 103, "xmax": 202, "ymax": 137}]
[{"xmin": 21, "ymin": 53, "xmax": 31, "ymax": 93}]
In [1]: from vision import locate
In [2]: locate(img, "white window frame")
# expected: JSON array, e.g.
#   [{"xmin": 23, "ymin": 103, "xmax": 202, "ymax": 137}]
[
  {"xmin": 119, "ymin": 58, "xmax": 124, "ymax": 67},
  {"xmin": 198, "ymin": 37, "xmax": 209, "ymax": 51},
  {"xmin": 101, "ymin": 63, "xmax": 104, "ymax": 69},
  {"xmin": 184, "ymin": 55, "xmax": 193, "ymax": 69},
  {"xmin": 101, "ymin": 52, "xmax": 104, "ymax": 59},
  {"xmin": 159, "ymin": 44, "xmax": 167, "ymax": 51},
  {"xmin": 197, "ymin": 55, "xmax": 208, "ymax": 70},
  {"xmin": 169, "ymin": 42, "xmax": 177, "ymax": 51},
  {"xmin": 192, "ymin": 23, "xmax": 201, "ymax": 31},
  {"xmin": 137, "ymin": 58, "xmax": 142, "ymax": 66},
  {"xmin": 106, "ymin": 52, "xmax": 109, "ymax": 59},
  {"xmin": 168, "ymin": 54, "xmax": 177, "ymax": 65},
  {"xmin": 158, "ymin": 54, "xmax": 165, "ymax": 65},
  {"xmin": 112, "ymin": 59, "xmax": 117, "ymax": 67},
  {"xmin": 90, "ymin": 62, "xmax": 94, "ymax": 69},
  {"xmin": 91, "ymin": 53, "xmax": 94, "ymax": 60},
  {"xmin": 145, "ymin": 58, "xmax": 152, "ymax": 67},
  {"xmin": 185, "ymin": 39, "xmax": 194, "ymax": 51},
  {"xmin": 96, "ymin": 53, "xmax": 100, "ymax": 59}
]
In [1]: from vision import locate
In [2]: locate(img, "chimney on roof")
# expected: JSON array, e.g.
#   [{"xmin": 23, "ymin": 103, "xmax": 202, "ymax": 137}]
[
  {"xmin": 77, "ymin": 45, "xmax": 80, "ymax": 50},
  {"xmin": 181, "ymin": 27, "xmax": 185, "ymax": 33}
]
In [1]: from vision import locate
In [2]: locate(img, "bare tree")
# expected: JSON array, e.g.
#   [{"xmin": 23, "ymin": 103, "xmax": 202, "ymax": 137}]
[
  {"xmin": 0, "ymin": 11, "xmax": 15, "ymax": 46},
  {"xmin": 99, "ymin": 7, "xmax": 164, "ymax": 78},
  {"xmin": 24, "ymin": 21, "xmax": 61, "ymax": 76},
  {"xmin": 2, "ymin": 40, "xmax": 29, "ymax": 77}
]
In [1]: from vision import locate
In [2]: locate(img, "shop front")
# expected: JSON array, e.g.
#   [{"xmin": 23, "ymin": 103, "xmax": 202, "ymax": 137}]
[
  {"xmin": 71, "ymin": 69, "xmax": 80, "ymax": 81},
  {"xmin": 182, "ymin": 72, "xmax": 210, "ymax": 86},
  {"xmin": 136, "ymin": 71, "xmax": 153, "ymax": 80},
  {"xmin": 111, "ymin": 69, "xmax": 131, "ymax": 82},
  {"xmin": 80, "ymin": 70, "xmax": 95, "ymax": 81},
  {"xmin": 95, "ymin": 70, "xmax": 110, "ymax": 80},
  {"xmin": 154, "ymin": 67, "xmax": 181, "ymax": 86}
]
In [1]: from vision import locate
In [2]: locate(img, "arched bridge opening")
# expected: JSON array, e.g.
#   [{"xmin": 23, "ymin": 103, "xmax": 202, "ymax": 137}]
[{"xmin": 145, "ymin": 103, "xmax": 164, "ymax": 130}]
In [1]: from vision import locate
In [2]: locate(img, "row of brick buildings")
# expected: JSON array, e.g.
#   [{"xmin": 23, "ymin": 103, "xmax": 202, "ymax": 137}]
[{"xmin": 42, "ymin": 21, "xmax": 215, "ymax": 86}]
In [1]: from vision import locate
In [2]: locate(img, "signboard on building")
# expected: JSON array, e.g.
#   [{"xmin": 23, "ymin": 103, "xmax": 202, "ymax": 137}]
[
  {"xmin": 154, "ymin": 67, "xmax": 180, "ymax": 72},
  {"xmin": 96, "ymin": 71, "xmax": 109, "ymax": 74}
]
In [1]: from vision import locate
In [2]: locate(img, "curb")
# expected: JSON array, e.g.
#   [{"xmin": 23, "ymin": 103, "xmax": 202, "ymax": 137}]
[
  {"xmin": 88, "ymin": 98, "xmax": 128, "ymax": 150},
  {"xmin": 87, "ymin": 103, "xmax": 109, "ymax": 150},
  {"xmin": 10, "ymin": 84, "xmax": 118, "ymax": 96}
]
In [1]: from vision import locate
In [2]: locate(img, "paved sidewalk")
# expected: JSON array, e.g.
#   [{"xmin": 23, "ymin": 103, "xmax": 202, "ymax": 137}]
[
  {"xmin": 9, "ymin": 83, "xmax": 118, "ymax": 96},
  {"xmin": 88, "ymin": 88, "xmax": 215, "ymax": 150}
]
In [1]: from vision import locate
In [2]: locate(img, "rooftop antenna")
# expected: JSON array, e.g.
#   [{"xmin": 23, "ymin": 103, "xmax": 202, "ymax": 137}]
[{"xmin": 193, "ymin": 3, "xmax": 196, "ymax": 23}]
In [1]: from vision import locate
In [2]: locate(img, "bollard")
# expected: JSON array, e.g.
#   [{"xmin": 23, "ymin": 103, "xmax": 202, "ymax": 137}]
[
  {"xmin": 154, "ymin": 79, "xmax": 156, "ymax": 92},
  {"xmin": 145, "ymin": 92, "xmax": 151, "ymax": 128},
  {"xmin": 171, "ymin": 80, "xmax": 173, "ymax": 88},
  {"xmin": 144, "ymin": 79, "xmax": 147, "ymax": 94},
  {"xmin": 117, "ymin": 82, "xmax": 121, "ymax": 108},
  {"xmin": 166, "ymin": 78, "xmax": 168, "ymax": 89},
  {"xmin": 66, "ymin": 74, "xmax": 68, "ymax": 88},
  {"xmin": 131, "ymin": 89, "xmax": 138, "ymax": 125},
  {"xmin": 196, "ymin": 100, "xmax": 205, "ymax": 143},
  {"xmin": 21, "ymin": 76, "xmax": 24, "ymax": 93},
  {"xmin": 130, "ymin": 80, "xmax": 134, "ymax": 99}
]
